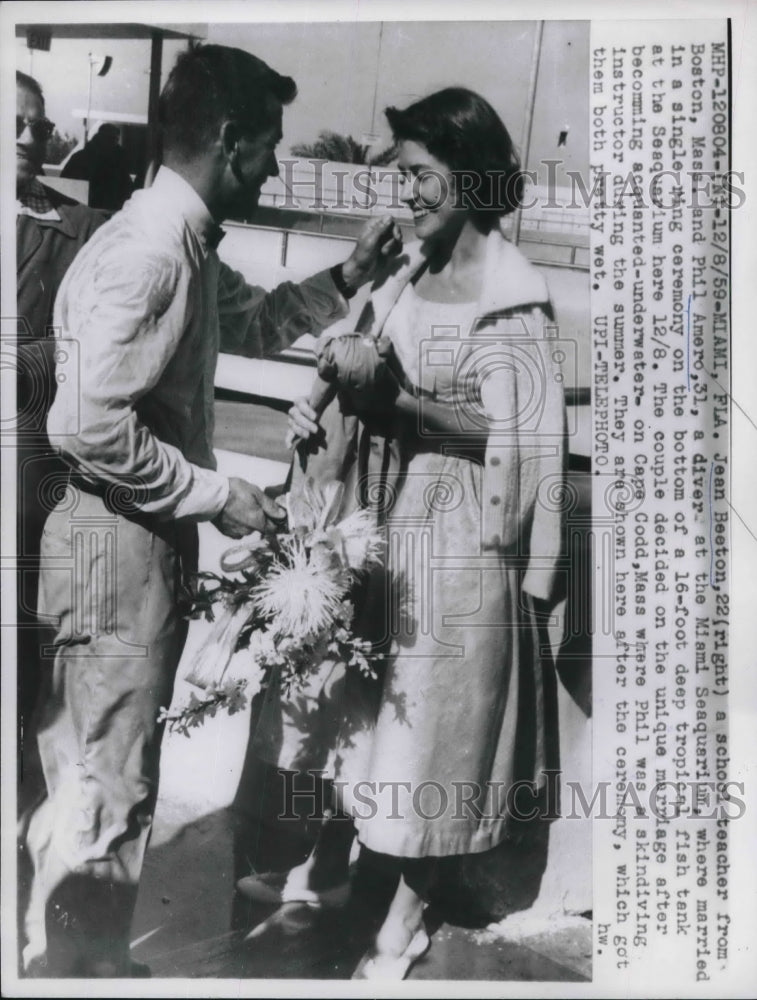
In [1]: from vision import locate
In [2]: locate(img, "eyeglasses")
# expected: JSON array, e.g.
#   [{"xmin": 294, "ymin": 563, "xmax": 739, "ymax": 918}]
[{"xmin": 16, "ymin": 115, "xmax": 55, "ymax": 142}]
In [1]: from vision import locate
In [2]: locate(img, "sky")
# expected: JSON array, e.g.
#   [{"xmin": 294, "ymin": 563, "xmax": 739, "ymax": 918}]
[{"xmin": 15, "ymin": 19, "xmax": 588, "ymax": 187}]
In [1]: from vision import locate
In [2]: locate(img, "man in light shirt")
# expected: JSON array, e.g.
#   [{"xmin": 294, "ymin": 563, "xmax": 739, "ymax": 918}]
[{"xmin": 22, "ymin": 43, "xmax": 400, "ymax": 977}]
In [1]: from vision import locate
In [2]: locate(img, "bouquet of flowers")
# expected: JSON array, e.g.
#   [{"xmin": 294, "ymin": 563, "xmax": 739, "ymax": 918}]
[{"xmin": 160, "ymin": 478, "xmax": 384, "ymax": 737}]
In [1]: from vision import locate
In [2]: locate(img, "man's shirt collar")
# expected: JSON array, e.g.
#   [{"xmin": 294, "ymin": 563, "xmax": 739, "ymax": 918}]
[
  {"xmin": 150, "ymin": 166, "xmax": 225, "ymax": 250},
  {"xmin": 17, "ymin": 177, "xmax": 61, "ymax": 221}
]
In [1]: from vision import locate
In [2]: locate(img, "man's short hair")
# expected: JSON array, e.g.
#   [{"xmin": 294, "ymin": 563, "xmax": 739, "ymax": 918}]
[
  {"xmin": 17, "ymin": 70, "xmax": 44, "ymax": 104},
  {"xmin": 159, "ymin": 43, "xmax": 296, "ymax": 161}
]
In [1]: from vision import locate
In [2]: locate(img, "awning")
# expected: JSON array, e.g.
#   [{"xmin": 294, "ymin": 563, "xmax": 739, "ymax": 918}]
[{"xmin": 16, "ymin": 23, "xmax": 205, "ymax": 41}]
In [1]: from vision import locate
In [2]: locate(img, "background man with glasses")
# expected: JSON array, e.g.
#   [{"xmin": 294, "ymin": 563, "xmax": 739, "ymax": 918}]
[{"xmin": 15, "ymin": 70, "xmax": 106, "ymax": 824}]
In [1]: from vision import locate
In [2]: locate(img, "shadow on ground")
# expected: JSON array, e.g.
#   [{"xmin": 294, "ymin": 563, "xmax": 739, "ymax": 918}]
[{"xmin": 131, "ymin": 756, "xmax": 589, "ymax": 981}]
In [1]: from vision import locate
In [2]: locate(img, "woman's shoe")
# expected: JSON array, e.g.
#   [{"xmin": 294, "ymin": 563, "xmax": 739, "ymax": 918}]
[
  {"xmin": 235, "ymin": 871, "xmax": 350, "ymax": 909},
  {"xmin": 351, "ymin": 927, "xmax": 431, "ymax": 980}
]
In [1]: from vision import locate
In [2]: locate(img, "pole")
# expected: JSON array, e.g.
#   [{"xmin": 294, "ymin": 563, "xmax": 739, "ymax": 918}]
[
  {"xmin": 85, "ymin": 54, "xmax": 93, "ymax": 144},
  {"xmin": 369, "ymin": 23, "xmax": 385, "ymax": 139},
  {"xmin": 145, "ymin": 30, "xmax": 163, "ymax": 187},
  {"xmin": 512, "ymin": 20, "xmax": 544, "ymax": 247}
]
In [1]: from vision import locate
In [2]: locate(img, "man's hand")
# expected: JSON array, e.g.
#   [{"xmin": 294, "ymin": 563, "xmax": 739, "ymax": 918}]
[
  {"xmin": 213, "ymin": 478, "xmax": 286, "ymax": 538},
  {"xmin": 340, "ymin": 215, "xmax": 403, "ymax": 292}
]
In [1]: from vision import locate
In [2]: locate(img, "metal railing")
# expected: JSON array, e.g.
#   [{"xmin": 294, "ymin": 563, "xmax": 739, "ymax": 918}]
[{"xmin": 223, "ymin": 211, "xmax": 589, "ymax": 277}]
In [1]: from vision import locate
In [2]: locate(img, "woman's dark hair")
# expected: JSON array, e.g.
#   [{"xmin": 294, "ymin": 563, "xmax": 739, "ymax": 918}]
[
  {"xmin": 385, "ymin": 87, "xmax": 523, "ymax": 222},
  {"xmin": 159, "ymin": 43, "xmax": 297, "ymax": 162}
]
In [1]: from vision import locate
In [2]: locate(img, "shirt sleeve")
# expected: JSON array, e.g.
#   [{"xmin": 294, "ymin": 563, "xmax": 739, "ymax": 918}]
[
  {"xmin": 47, "ymin": 243, "xmax": 229, "ymax": 521},
  {"xmin": 216, "ymin": 262, "xmax": 349, "ymax": 357}
]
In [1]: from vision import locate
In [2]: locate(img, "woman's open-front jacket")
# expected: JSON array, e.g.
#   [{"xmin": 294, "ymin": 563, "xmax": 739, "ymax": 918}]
[{"xmin": 299, "ymin": 222, "xmax": 568, "ymax": 604}]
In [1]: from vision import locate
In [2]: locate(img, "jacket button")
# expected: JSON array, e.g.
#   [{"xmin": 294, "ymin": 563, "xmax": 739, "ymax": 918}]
[
  {"xmin": 490, "ymin": 456, "xmax": 500, "ymax": 467},
  {"xmin": 490, "ymin": 495, "xmax": 501, "ymax": 505}
]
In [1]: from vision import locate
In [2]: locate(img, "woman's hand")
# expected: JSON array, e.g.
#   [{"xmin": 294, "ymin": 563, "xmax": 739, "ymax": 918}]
[{"xmin": 286, "ymin": 397, "xmax": 320, "ymax": 449}]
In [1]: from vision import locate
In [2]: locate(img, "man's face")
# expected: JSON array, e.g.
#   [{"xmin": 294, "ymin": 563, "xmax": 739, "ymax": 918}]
[
  {"xmin": 227, "ymin": 100, "xmax": 283, "ymax": 216},
  {"xmin": 16, "ymin": 84, "xmax": 47, "ymax": 188}
]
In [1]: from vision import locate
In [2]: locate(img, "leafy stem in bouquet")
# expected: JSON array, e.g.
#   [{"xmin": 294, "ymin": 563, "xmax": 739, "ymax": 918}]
[
  {"xmin": 178, "ymin": 539, "xmax": 281, "ymax": 623},
  {"xmin": 158, "ymin": 677, "xmax": 250, "ymax": 738}
]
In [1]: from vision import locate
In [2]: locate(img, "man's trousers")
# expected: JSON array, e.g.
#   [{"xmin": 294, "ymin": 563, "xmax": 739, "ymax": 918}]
[{"xmin": 21, "ymin": 489, "xmax": 198, "ymax": 975}]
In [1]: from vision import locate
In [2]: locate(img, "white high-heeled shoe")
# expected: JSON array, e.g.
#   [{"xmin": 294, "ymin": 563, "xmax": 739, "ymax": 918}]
[
  {"xmin": 236, "ymin": 870, "xmax": 351, "ymax": 909},
  {"xmin": 351, "ymin": 926, "xmax": 431, "ymax": 980}
]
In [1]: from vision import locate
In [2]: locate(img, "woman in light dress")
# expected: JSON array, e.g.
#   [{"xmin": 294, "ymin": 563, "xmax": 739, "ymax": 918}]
[{"xmin": 244, "ymin": 87, "xmax": 566, "ymax": 979}]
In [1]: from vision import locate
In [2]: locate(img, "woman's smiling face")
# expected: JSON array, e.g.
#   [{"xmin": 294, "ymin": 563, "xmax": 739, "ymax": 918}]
[{"xmin": 397, "ymin": 139, "xmax": 466, "ymax": 244}]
